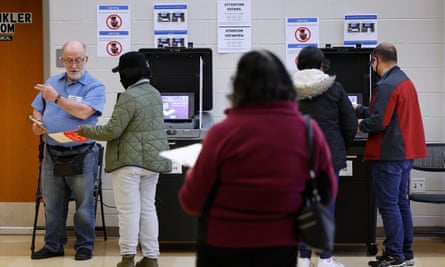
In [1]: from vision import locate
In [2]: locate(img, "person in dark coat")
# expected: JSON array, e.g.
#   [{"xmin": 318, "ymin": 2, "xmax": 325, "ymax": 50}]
[{"xmin": 293, "ymin": 46, "xmax": 357, "ymax": 267}]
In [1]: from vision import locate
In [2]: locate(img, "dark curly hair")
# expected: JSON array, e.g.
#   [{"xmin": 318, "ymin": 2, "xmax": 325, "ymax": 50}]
[{"xmin": 228, "ymin": 50, "xmax": 297, "ymax": 107}]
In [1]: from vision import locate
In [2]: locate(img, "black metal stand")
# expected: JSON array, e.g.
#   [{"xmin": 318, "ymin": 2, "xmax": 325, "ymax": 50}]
[{"xmin": 30, "ymin": 135, "xmax": 45, "ymax": 253}]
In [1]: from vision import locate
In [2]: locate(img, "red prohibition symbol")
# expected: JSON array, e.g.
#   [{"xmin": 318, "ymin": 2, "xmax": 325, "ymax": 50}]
[
  {"xmin": 106, "ymin": 14, "xmax": 123, "ymax": 30},
  {"xmin": 106, "ymin": 41, "xmax": 123, "ymax": 56},
  {"xmin": 295, "ymin": 26, "xmax": 311, "ymax": 43}
]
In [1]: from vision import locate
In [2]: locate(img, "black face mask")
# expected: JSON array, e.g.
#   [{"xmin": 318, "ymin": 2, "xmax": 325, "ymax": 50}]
[
  {"xmin": 370, "ymin": 59, "xmax": 381, "ymax": 80},
  {"xmin": 372, "ymin": 68, "xmax": 381, "ymax": 80},
  {"xmin": 120, "ymin": 79, "xmax": 132, "ymax": 89},
  {"xmin": 369, "ymin": 66, "xmax": 381, "ymax": 87},
  {"xmin": 119, "ymin": 71, "xmax": 139, "ymax": 89},
  {"xmin": 118, "ymin": 67, "xmax": 151, "ymax": 89}
]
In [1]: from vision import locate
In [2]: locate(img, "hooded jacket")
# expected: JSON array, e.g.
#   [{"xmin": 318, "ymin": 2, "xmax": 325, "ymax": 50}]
[{"xmin": 294, "ymin": 69, "xmax": 358, "ymax": 171}]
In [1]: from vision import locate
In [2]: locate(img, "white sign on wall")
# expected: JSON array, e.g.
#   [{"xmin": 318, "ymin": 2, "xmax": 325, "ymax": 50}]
[
  {"xmin": 217, "ymin": 0, "xmax": 251, "ymax": 53},
  {"xmin": 97, "ymin": 5, "xmax": 130, "ymax": 57},
  {"xmin": 153, "ymin": 3, "xmax": 188, "ymax": 48},
  {"xmin": 344, "ymin": 14, "xmax": 378, "ymax": 48},
  {"xmin": 285, "ymin": 17, "xmax": 319, "ymax": 71}
]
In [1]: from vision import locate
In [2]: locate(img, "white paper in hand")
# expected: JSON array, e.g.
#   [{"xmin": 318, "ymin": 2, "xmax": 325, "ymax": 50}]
[{"xmin": 159, "ymin": 143, "xmax": 202, "ymax": 167}]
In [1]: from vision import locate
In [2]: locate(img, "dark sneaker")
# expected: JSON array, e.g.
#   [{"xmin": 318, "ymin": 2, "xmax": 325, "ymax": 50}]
[
  {"xmin": 374, "ymin": 254, "xmax": 414, "ymax": 266},
  {"xmin": 117, "ymin": 254, "xmax": 135, "ymax": 267},
  {"xmin": 368, "ymin": 255, "xmax": 406, "ymax": 267},
  {"xmin": 31, "ymin": 247, "xmax": 64, "ymax": 259},
  {"xmin": 75, "ymin": 247, "xmax": 92, "ymax": 261},
  {"xmin": 404, "ymin": 256, "xmax": 414, "ymax": 266},
  {"xmin": 135, "ymin": 257, "xmax": 159, "ymax": 267}
]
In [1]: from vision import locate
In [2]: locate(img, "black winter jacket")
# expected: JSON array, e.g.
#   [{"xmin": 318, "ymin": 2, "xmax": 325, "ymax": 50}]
[{"xmin": 294, "ymin": 69, "xmax": 357, "ymax": 171}]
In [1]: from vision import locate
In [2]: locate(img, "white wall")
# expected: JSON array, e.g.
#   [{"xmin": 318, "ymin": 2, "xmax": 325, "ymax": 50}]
[{"xmin": 24, "ymin": 0, "xmax": 445, "ymax": 229}]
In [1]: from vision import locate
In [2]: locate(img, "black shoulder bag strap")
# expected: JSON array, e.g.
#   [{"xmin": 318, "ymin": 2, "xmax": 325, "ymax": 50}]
[{"xmin": 305, "ymin": 115, "xmax": 321, "ymax": 201}]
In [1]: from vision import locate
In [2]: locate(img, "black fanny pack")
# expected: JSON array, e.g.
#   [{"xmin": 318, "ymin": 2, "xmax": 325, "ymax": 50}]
[{"xmin": 47, "ymin": 143, "xmax": 94, "ymax": 176}]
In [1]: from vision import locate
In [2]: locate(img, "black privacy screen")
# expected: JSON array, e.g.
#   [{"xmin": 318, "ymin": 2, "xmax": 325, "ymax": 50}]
[
  {"xmin": 139, "ymin": 48, "xmax": 213, "ymax": 111},
  {"xmin": 321, "ymin": 47, "xmax": 377, "ymax": 106}
]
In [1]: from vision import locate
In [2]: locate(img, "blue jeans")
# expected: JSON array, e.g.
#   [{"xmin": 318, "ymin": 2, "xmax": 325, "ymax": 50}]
[
  {"xmin": 41, "ymin": 144, "xmax": 98, "ymax": 252},
  {"xmin": 371, "ymin": 160, "xmax": 414, "ymax": 260},
  {"xmin": 299, "ymin": 172, "xmax": 339, "ymax": 259}
]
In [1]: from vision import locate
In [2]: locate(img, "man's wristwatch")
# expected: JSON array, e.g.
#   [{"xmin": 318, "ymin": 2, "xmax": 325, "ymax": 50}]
[{"xmin": 54, "ymin": 94, "xmax": 61, "ymax": 104}]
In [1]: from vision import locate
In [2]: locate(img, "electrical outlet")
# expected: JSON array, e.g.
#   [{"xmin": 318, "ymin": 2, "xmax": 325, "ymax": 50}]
[{"xmin": 411, "ymin": 178, "xmax": 425, "ymax": 193}]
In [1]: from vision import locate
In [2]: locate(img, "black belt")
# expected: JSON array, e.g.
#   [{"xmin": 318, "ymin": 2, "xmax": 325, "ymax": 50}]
[{"xmin": 47, "ymin": 143, "xmax": 94, "ymax": 151}]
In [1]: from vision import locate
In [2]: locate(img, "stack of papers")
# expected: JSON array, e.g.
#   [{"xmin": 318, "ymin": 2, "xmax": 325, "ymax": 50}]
[
  {"xmin": 159, "ymin": 143, "xmax": 202, "ymax": 167},
  {"xmin": 28, "ymin": 114, "xmax": 88, "ymax": 143},
  {"xmin": 48, "ymin": 130, "xmax": 88, "ymax": 143}
]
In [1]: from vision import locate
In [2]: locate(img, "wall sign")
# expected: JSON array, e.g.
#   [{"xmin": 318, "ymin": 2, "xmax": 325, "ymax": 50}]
[
  {"xmin": 285, "ymin": 17, "xmax": 319, "ymax": 71},
  {"xmin": 97, "ymin": 5, "xmax": 130, "ymax": 57},
  {"xmin": 153, "ymin": 3, "xmax": 188, "ymax": 48},
  {"xmin": 217, "ymin": 0, "xmax": 252, "ymax": 53},
  {"xmin": 0, "ymin": 12, "xmax": 32, "ymax": 41},
  {"xmin": 344, "ymin": 14, "xmax": 378, "ymax": 47}
]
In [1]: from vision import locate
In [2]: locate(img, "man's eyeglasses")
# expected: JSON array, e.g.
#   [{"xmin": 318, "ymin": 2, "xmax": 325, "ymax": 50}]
[
  {"xmin": 61, "ymin": 57, "xmax": 86, "ymax": 65},
  {"xmin": 369, "ymin": 56, "xmax": 376, "ymax": 66}
]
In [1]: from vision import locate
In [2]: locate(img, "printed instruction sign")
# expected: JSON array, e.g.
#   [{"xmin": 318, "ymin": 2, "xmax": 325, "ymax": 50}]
[
  {"xmin": 217, "ymin": 0, "xmax": 251, "ymax": 53},
  {"xmin": 153, "ymin": 3, "xmax": 188, "ymax": 48},
  {"xmin": 97, "ymin": 5, "xmax": 130, "ymax": 57},
  {"xmin": 285, "ymin": 17, "xmax": 319, "ymax": 71},
  {"xmin": 344, "ymin": 14, "xmax": 378, "ymax": 47}
]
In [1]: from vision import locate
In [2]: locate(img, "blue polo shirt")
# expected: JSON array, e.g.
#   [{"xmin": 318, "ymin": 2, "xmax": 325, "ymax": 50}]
[{"xmin": 31, "ymin": 71, "xmax": 106, "ymax": 146}]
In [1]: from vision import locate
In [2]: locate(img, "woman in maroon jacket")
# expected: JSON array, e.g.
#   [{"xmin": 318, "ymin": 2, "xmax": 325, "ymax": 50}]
[{"xmin": 179, "ymin": 50, "xmax": 337, "ymax": 267}]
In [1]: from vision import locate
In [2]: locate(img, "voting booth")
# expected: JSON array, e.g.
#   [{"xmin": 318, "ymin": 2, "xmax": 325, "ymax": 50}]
[
  {"xmin": 139, "ymin": 48, "xmax": 213, "ymax": 241},
  {"xmin": 322, "ymin": 47, "xmax": 378, "ymax": 255}
]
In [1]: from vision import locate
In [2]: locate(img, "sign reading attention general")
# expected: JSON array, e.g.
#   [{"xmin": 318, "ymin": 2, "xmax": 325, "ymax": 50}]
[{"xmin": 0, "ymin": 12, "xmax": 32, "ymax": 41}]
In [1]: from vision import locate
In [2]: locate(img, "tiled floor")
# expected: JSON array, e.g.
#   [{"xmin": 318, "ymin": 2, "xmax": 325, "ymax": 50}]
[{"xmin": 1, "ymin": 234, "xmax": 444, "ymax": 267}]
